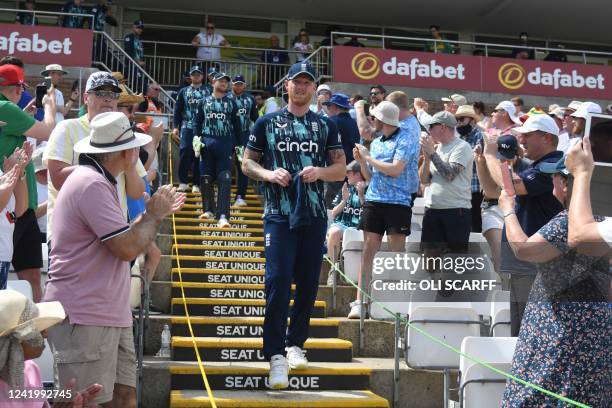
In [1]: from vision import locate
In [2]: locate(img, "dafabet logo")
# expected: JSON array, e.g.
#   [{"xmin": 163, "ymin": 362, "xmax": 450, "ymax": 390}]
[
  {"xmin": 498, "ymin": 63, "xmax": 526, "ymax": 90},
  {"xmin": 351, "ymin": 52, "xmax": 380, "ymax": 80}
]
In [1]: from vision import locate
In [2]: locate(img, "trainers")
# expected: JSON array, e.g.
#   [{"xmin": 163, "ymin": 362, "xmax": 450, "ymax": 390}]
[
  {"xmin": 234, "ymin": 197, "xmax": 247, "ymax": 207},
  {"xmin": 347, "ymin": 300, "xmax": 363, "ymax": 319},
  {"xmin": 199, "ymin": 211, "xmax": 215, "ymax": 220},
  {"xmin": 268, "ymin": 354, "xmax": 289, "ymax": 389},
  {"xmin": 286, "ymin": 346, "xmax": 308, "ymax": 370},
  {"xmin": 177, "ymin": 183, "xmax": 189, "ymax": 192},
  {"xmin": 191, "ymin": 185, "xmax": 200, "ymax": 193},
  {"xmin": 217, "ymin": 215, "xmax": 230, "ymax": 228}
]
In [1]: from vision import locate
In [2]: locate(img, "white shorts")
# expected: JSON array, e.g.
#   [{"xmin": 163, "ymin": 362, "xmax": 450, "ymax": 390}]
[{"xmin": 481, "ymin": 204, "xmax": 504, "ymax": 233}]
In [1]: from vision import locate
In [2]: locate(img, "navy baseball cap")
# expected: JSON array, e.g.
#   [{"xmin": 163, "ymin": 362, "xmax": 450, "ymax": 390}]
[
  {"xmin": 496, "ymin": 135, "xmax": 519, "ymax": 160},
  {"xmin": 207, "ymin": 67, "xmax": 217, "ymax": 75},
  {"xmin": 323, "ymin": 93, "xmax": 351, "ymax": 110},
  {"xmin": 213, "ymin": 72, "xmax": 231, "ymax": 81},
  {"xmin": 133, "ymin": 20, "xmax": 144, "ymax": 29},
  {"xmin": 537, "ymin": 156, "xmax": 568, "ymax": 175},
  {"xmin": 189, "ymin": 66, "xmax": 203, "ymax": 75},
  {"xmin": 85, "ymin": 71, "xmax": 121, "ymax": 93},
  {"xmin": 232, "ymin": 75, "xmax": 246, "ymax": 84},
  {"xmin": 287, "ymin": 62, "xmax": 317, "ymax": 81}
]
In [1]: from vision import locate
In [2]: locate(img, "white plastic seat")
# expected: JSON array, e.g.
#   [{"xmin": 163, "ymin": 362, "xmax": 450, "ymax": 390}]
[
  {"xmin": 490, "ymin": 290, "xmax": 511, "ymax": 337},
  {"xmin": 459, "ymin": 337, "xmax": 517, "ymax": 408},
  {"xmin": 41, "ymin": 242, "xmax": 49, "ymax": 272},
  {"xmin": 341, "ymin": 228, "xmax": 364, "ymax": 283}
]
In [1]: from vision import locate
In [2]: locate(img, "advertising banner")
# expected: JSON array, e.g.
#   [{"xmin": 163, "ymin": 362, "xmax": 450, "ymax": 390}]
[
  {"xmin": 333, "ymin": 46, "xmax": 612, "ymax": 99},
  {"xmin": 0, "ymin": 23, "xmax": 93, "ymax": 67}
]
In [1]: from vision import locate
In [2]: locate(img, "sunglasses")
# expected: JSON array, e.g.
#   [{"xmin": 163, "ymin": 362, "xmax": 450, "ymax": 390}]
[
  {"xmin": 370, "ymin": 91, "xmax": 381, "ymax": 96},
  {"xmin": 88, "ymin": 90, "xmax": 120, "ymax": 100},
  {"xmin": 207, "ymin": 26, "xmax": 215, "ymax": 29}
]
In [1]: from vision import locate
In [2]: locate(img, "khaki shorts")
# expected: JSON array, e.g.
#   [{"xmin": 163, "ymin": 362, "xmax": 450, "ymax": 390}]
[{"xmin": 47, "ymin": 319, "xmax": 136, "ymax": 404}]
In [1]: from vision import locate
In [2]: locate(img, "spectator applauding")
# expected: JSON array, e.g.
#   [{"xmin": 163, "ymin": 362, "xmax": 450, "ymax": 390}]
[
  {"xmin": 487, "ymin": 100, "xmax": 521, "ymax": 137},
  {"xmin": 43, "ymin": 112, "xmax": 185, "ymax": 407}
]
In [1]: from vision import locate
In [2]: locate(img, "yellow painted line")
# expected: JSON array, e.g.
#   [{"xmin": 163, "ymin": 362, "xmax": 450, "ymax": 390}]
[
  {"xmin": 173, "ymin": 244, "xmax": 265, "ymax": 251},
  {"xmin": 170, "ymin": 316, "xmax": 339, "ymax": 327},
  {"xmin": 171, "ymin": 282, "xmax": 291, "ymax": 290},
  {"xmin": 169, "ymin": 366, "xmax": 372, "ymax": 376},
  {"xmin": 173, "ymin": 235, "xmax": 264, "ymax": 242},
  {"xmin": 171, "ymin": 255, "xmax": 265, "ymax": 263},
  {"xmin": 177, "ymin": 211, "xmax": 263, "ymax": 218},
  {"xmin": 172, "ymin": 337, "xmax": 352, "ymax": 349},
  {"xmin": 170, "ymin": 390, "xmax": 389, "ymax": 408},
  {"xmin": 171, "ymin": 298, "xmax": 326, "ymax": 308},
  {"xmin": 174, "ymin": 218, "xmax": 264, "ymax": 225},
  {"xmin": 174, "ymin": 226, "xmax": 264, "ymax": 233},
  {"xmin": 171, "ymin": 268, "xmax": 264, "ymax": 275}
]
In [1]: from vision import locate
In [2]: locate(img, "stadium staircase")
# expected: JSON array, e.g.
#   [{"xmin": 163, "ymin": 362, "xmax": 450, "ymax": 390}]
[{"xmin": 163, "ymin": 182, "xmax": 389, "ymax": 407}]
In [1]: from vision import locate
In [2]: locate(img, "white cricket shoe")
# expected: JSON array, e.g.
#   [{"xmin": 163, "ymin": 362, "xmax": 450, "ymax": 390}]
[
  {"xmin": 268, "ymin": 354, "xmax": 289, "ymax": 389},
  {"xmin": 286, "ymin": 346, "xmax": 308, "ymax": 370},
  {"xmin": 217, "ymin": 215, "xmax": 230, "ymax": 228},
  {"xmin": 177, "ymin": 183, "xmax": 189, "ymax": 192}
]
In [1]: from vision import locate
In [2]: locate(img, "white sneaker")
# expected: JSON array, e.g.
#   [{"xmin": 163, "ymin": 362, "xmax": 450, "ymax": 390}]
[
  {"xmin": 217, "ymin": 216, "xmax": 230, "ymax": 228},
  {"xmin": 177, "ymin": 183, "xmax": 189, "ymax": 192},
  {"xmin": 286, "ymin": 346, "xmax": 308, "ymax": 370},
  {"xmin": 234, "ymin": 197, "xmax": 247, "ymax": 207},
  {"xmin": 191, "ymin": 185, "xmax": 200, "ymax": 193},
  {"xmin": 347, "ymin": 300, "xmax": 362, "ymax": 319},
  {"xmin": 199, "ymin": 211, "xmax": 215, "ymax": 220},
  {"xmin": 268, "ymin": 354, "xmax": 289, "ymax": 389}
]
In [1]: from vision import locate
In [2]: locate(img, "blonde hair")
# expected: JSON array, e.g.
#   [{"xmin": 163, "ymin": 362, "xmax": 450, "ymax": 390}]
[{"xmin": 386, "ymin": 91, "xmax": 410, "ymax": 110}]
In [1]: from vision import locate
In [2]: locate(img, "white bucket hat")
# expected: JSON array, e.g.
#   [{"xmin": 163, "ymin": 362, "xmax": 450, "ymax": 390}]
[
  {"xmin": 40, "ymin": 64, "xmax": 68, "ymax": 76},
  {"xmin": 370, "ymin": 101, "xmax": 400, "ymax": 127},
  {"xmin": 74, "ymin": 112, "xmax": 152, "ymax": 154},
  {"xmin": 0, "ymin": 290, "xmax": 65, "ymax": 337},
  {"xmin": 495, "ymin": 100, "xmax": 522, "ymax": 125}
]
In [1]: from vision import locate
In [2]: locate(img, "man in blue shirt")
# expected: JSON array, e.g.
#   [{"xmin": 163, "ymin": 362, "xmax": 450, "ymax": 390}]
[
  {"xmin": 322, "ymin": 93, "xmax": 360, "ymax": 207},
  {"xmin": 173, "ymin": 66, "xmax": 206, "ymax": 193},
  {"xmin": 351, "ymin": 101, "xmax": 420, "ymax": 319},
  {"xmin": 242, "ymin": 62, "xmax": 345, "ymax": 389},
  {"xmin": 231, "ymin": 75, "xmax": 259, "ymax": 207},
  {"xmin": 193, "ymin": 72, "xmax": 240, "ymax": 228},
  {"xmin": 484, "ymin": 114, "xmax": 563, "ymax": 335}
]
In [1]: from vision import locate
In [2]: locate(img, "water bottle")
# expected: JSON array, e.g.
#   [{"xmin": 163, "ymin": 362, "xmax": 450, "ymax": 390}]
[{"xmin": 157, "ymin": 324, "xmax": 171, "ymax": 357}]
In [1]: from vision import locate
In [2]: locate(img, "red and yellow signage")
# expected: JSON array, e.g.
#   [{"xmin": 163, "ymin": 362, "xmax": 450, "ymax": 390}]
[{"xmin": 334, "ymin": 46, "xmax": 612, "ymax": 99}]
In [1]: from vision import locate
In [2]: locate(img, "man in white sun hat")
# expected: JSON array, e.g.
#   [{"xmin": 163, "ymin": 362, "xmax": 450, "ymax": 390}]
[
  {"xmin": 487, "ymin": 100, "xmax": 522, "ymax": 137},
  {"xmin": 570, "ymin": 101, "xmax": 602, "ymax": 138},
  {"xmin": 43, "ymin": 112, "xmax": 185, "ymax": 407},
  {"xmin": 40, "ymin": 64, "xmax": 78, "ymax": 124}
]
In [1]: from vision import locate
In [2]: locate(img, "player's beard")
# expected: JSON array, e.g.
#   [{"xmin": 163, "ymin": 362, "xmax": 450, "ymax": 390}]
[{"xmin": 289, "ymin": 88, "xmax": 313, "ymax": 107}]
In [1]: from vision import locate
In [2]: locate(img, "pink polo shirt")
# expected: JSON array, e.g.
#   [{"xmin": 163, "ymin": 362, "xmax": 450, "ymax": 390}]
[{"xmin": 43, "ymin": 163, "xmax": 132, "ymax": 327}]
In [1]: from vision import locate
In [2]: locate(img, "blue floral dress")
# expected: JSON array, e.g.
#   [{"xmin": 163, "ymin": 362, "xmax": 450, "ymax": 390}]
[{"xmin": 502, "ymin": 211, "xmax": 611, "ymax": 407}]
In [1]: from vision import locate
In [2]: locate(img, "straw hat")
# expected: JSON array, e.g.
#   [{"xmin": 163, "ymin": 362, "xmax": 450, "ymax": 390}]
[
  {"xmin": 74, "ymin": 112, "xmax": 151, "ymax": 154},
  {"xmin": 0, "ymin": 290, "xmax": 65, "ymax": 337}
]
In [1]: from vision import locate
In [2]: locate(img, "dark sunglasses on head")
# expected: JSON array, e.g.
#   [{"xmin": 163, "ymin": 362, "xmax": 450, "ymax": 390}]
[{"xmin": 88, "ymin": 90, "xmax": 120, "ymax": 100}]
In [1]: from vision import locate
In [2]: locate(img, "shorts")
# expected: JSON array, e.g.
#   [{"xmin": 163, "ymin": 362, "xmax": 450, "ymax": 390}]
[
  {"xmin": 359, "ymin": 201, "xmax": 412, "ymax": 236},
  {"xmin": 329, "ymin": 222, "xmax": 349, "ymax": 233},
  {"xmin": 12, "ymin": 208, "xmax": 42, "ymax": 271},
  {"xmin": 481, "ymin": 204, "xmax": 504, "ymax": 233},
  {"xmin": 421, "ymin": 207, "xmax": 471, "ymax": 251},
  {"xmin": 47, "ymin": 319, "xmax": 136, "ymax": 404}
]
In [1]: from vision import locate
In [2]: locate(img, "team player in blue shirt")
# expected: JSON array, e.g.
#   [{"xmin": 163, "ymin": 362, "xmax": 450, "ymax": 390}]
[
  {"xmin": 242, "ymin": 62, "xmax": 346, "ymax": 389},
  {"xmin": 230, "ymin": 75, "xmax": 259, "ymax": 207},
  {"xmin": 173, "ymin": 66, "xmax": 206, "ymax": 193},
  {"xmin": 193, "ymin": 72, "xmax": 241, "ymax": 228}
]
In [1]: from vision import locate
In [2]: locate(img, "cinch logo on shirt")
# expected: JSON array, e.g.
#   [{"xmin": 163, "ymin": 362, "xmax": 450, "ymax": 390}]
[
  {"xmin": 238, "ymin": 107, "xmax": 247, "ymax": 115},
  {"xmin": 276, "ymin": 138, "xmax": 319, "ymax": 153},
  {"xmin": 343, "ymin": 206, "xmax": 362, "ymax": 216},
  {"xmin": 207, "ymin": 112, "xmax": 226, "ymax": 120}
]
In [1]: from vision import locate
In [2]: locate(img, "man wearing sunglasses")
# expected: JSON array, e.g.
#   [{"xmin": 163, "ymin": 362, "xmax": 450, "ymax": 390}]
[
  {"xmin": 45, "ymin": 72, "xmax": 147, "ymax": 248},
  {"xmin": 369, "ymin": 85, "xmax": 386, "ymax": 107},
  {"xmin": 0, "ymin": 63, "xmax": 57, "ymax": 302}
]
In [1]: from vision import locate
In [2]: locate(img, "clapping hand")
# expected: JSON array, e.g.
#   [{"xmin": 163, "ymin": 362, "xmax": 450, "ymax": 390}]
[
  {"xmin": 341, "ymin": 182, "xmax": 349, "ymax": 201},
  {"xmin": 145, "ymin": 185, "xmax": 186, "ymax": 221}
]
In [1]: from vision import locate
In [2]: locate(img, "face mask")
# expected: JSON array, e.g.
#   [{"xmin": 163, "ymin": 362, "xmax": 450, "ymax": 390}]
[{"xmin": 457, "ymin": 123, "xmax": 473, "ymax": 136}]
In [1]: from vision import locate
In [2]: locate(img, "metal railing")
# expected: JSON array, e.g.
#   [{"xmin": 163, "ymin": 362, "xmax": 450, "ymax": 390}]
[
  {"xmin": 0, "ymin": 7, "xmax": 95, "ymax": 28},
  {"xmin": 272, "ymin": 46, "xmax": 332, "ymax": 98},
  {"xmin": 330, "ymin": 31, "xmax": 612, "ymax": 64}
]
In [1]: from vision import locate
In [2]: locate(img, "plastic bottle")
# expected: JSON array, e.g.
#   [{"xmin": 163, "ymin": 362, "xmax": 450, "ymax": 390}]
[{"xmin": 157, "ymin": 324, "xmax": 171, "ymax": 357}]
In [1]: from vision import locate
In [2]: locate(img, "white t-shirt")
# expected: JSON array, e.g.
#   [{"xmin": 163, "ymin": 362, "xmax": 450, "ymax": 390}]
[
  {"xmin": 36, "ymin": 181, "xmax": 47, "ymax": 234},
  {"xmin": 597, "ymin": 217, "xmax": 612, "ymax": 247},
  {"xmin": 293, "ymin": 42, "xmax": 313, "ymax": 62},
  {"xmin": 54, "ymin": 88, "xmax": 65, "ymax": 124},
  {"xmin": 426, "ymin": 137, "xmax": 474, "ymax": 209},
  {"xmin": 196, "ymin": 32, "xmax": 225, "ymax": 61},
  {"xmin": 0, "ymin": 170, "xmax": 16, "ymax": 262}
]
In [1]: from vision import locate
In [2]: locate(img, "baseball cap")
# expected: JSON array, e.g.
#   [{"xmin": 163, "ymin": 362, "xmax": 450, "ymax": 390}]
[
  {"xmin": 566, "ymin": 100, "xmax": 582, "ymax": 111},
  {"xmin": 316, "ymin": 84, "xmax": 332, "ymax": 94},
  {"xmin": 570, "ymin": 101, "xmax": 602, "ymax": 119},
  {"xmin": 133, "ymin": 20, "xmax": 144, "ymax": 29},
  {"xmin": 548, "ymin": 106, "xmax": 566, "ymax": 120},
  {"xmin": 189, "ymin": 66, "xmax": 203, "ymax": 75},
  {"xmin": 496, "ymin": 135, "xmax": 519, "ymax": 160},
  {"xmin": 424, "ymin": 111, "xmax": 457, "ymax": 129},
  {"xmin": 495, "ymin": 100, "xmax": 522, "ymax": 125},
  {"xmin": 370, "ymin": 101, "xmax": 400, "ymax": 127},
  {"xmin": 232, "ymin": 75, "xmax": 246, "ymax": 84},
  {"xmin": 441, "ymin": 93, "xmax": 467, "ymax": 106},
  {"xmin": 212, "ymin": 72, "xmax": 231, "ymax": 82},
  {"xmin": 32, "ymin": 146, "xmax": 46, "ymax": 173},
  {"xmin": 287, "ymin": 62, "xmax": 317, "ymax": 81},
  {"xmin": 85, "ymin": 71, "xmax": 121, "ymax": 93},
  {"xmin": 511, "ymin": 114, "xmax": 559, "ymax": 136},
  {"xmin": 207, "ymin": 67, "xmax": 217, "ymax": 75},
  {"xmin": 323, "ymin": 93, "xmax": 352, "ymax": 110},
  {"xmin": 0, "ymin": 64, "xmax": 28, "ymax": 87},
  {"xmin": 537, "ymin": 156, "xmax": 568, "ymax": 175}
]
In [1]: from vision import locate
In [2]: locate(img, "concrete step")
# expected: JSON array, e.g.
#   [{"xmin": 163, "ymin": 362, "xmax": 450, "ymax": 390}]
[
  {"xmin": 173, "ymin": 244, "xmax": 264, "ymax": 258},
  {"xmin": 172, "ymin": 255, "xmax": 265, "ymax": 269},
  {"xmin": 170, "ymin": 316, "xmax": 339, "ymax": 339},
  {"xmin": 171, "ymin": 268, "xmax": 264, "ymax": 284},
  {"xmin": 171, "ymin": 282, "xmax": 285, "ymax": 300},
  {"xmin": 171, "ymin": 337, "xmax": 353, "ymax": 363},
  {"xmin": 171, "ymin": 298, "xmax": 327, "ymax": 318},
  {"xmin": 169, "ymin": 390, "xmax": 389, "ymax": 407},
  {"xmin": 169, "ymin": 362, "xmax": 373, "ymax": 391}
]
